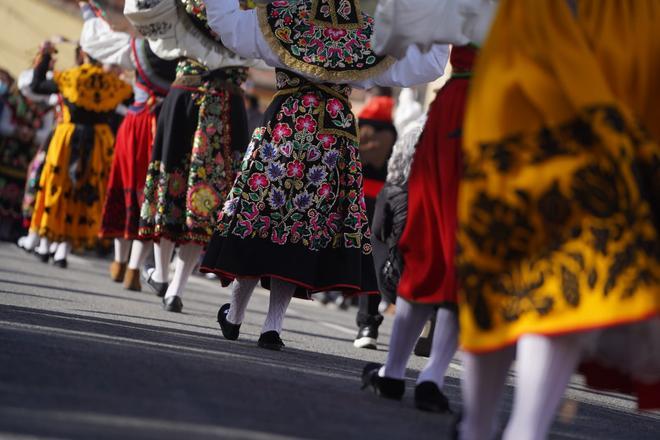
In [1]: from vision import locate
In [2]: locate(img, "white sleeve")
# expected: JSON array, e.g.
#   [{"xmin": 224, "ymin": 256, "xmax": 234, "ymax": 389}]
[
  {"xmin": 204, "ymin": 0, "xmax": 284, "ymax": 67},
  {"xmin": 372, "ymin": 0, "xmax": 496, "ymax": 58},
  {"xmin": 80, "ymin": 17, "xmax": 135, "ymax": 70},
  {"xmin": 355, "ymin": 44, "xmax": 449, "ymax": 89}
]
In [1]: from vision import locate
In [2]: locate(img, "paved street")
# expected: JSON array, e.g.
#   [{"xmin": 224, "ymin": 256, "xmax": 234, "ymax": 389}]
[{"xmin": 0, "ymin": 242, "xmax": 658, "ymax": 439}]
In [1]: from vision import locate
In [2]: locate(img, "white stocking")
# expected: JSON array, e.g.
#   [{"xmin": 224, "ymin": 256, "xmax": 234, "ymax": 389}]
[
  {"xmin": 36, "ymin": 237, "xmax": 49, "ymax": 255},
  {"xmin": 152, "ymin": 238, "xmax": 175, "ymax": 283},
  {"xmin": 164, "ymin": 243, "xmax": 203, "ymax": 299},
  {"xmin": 54, "ymin": 242, "xmax": 71, "ymax": 261},
  {"xmin": 49, "ymin": 241, "xmax": 58, "ymax": 255},
  {"xmin": 416, "ymin": 308, "xmax": 459, "ymax": 388},
  {"xmin": 114, "ymin": 238, "xmax": 131, "ymax": 263},
  {"xmin": 262, "ymin": 278, "xmax": 296, "ymax": 334},
  {"xmin": 227, "ymin": 277, "xmax": 258, "ymax": 325},
  {"xmin": 459, "ymin": 346, "xmax": 515, "ymax": 440},
  {"xmin": 380, "ymin": 299, "xmax": 434, "ymax": 380},
  {"xmin": 128, "ymin": 240, "xmax": 150, "ymax": 270},
  {"xmin": 502, "ymin": 334, "xmax": 585, "ymax": 440},
  {"xmin": 22, "ymin": 231, "xmax": 40, "ymax": 251}
]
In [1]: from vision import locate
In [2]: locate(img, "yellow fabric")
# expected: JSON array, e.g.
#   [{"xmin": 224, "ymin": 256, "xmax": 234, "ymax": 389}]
[
  {"xmin": 55, "ymin": 64, "xmax": 132, "ymax": 112},
  {"xmin": 29, "ymin": 105, "xmax": 115, "ymax": 248},
  {"xmin": 457, "ymin": 0, "xmax": 660, "ymax": 352}
]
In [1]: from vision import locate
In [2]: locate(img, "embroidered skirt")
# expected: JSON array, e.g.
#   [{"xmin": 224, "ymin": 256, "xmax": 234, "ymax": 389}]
[
  {"xmin": 100, "ymin": 103, "xmax": 156, "ymax": 240},
  {"xmin": 458, "ymin": 0, "xmax": 660, "ymax": 408},
  {"xmin": 397, "ymin": 46, "xmax": 475, "ymax": 306},
  {"xmin": 138, "ymin": 74, "xmax": 249, "ymax": 245},
  {"xmin": 201, "ymin": 70, "xmax": 378, "ymax": 296}
]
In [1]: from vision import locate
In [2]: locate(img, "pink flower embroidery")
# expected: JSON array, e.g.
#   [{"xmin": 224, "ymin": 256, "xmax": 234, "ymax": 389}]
[
  {"xmin": 323, "ymin": 28, "xmax": 347, "ymax": 41},
  {"xmin": 301, "ymin": 93, "xmax": 320, "ymax": 108},
  {"xmin": 247, "ymin": 173, "xmax": 269, "ymax": 191},
  {"xmin": 295, "ymin": 114, "xmax": 317, "ymax": 133},
  {"xmin": 286, "ymin": 160, "xmax": 305, "ymax": 179},
  {"xmin": 317, "ymin": 183, "xmax": 332, "ymax": 198},
  {"xmin": 316, "ymin": 133, "xmax": 337, "ymax": 149},
  {"xmin": 326, "ymin": 98, "xmax": 344, "ymax": 118},
  {"xmin": 272, "ymin": 123, "xmax": 292, "ymax": 143}
]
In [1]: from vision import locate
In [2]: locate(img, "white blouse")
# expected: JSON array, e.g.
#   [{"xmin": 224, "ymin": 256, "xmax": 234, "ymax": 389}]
[
  {"xmin": 80, "ymin": 16, "xmax": 135, "ymax": 71},
  {"xmin": 203, "ymin": 0, "xmax": 449, "ymax": 88},
  {"xmin": 372, "ymin": 0, "xmax": 498, "ymax": 59}
]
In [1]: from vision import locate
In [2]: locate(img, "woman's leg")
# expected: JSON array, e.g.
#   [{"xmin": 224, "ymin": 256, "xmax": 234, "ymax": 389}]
[
  {"xmin": 163, "ymin": 242, "xmax": 203, "ymax": 299},
  {"xmin": 416, "ymin": 307, "xmax": 459, "ymax": 389},
  {"xmin": 459, "ymin": 346, "xmax": 515, "ymax": 440},
  {"xmin": 152, "ymin": 238, "xmax": 175, "ymax": 283},
  {"xmin": 502, "ymin": 333, "xmax": 585, "ymax": 440}
]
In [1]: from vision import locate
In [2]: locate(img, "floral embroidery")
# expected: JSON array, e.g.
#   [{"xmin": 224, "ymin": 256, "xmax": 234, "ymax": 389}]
[
  {"xmin": 258, "ymin": 0, "xmax": 393, "ymax": 81},
  {"xmin": 217, "ymin": 69, "xmax": 372, "ymax": 254}
]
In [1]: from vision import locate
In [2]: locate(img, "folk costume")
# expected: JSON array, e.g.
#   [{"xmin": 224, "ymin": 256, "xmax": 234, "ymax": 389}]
[
  {"xmin": 201, "ymin": 0, "xmax": 448, "ymax": 349},
  {"xmin": 80, "ymin": 4, "xmax": 178, "ymax": 290},
  {"xmin": 377, "ymin": 0, "xmax": 660, "ymax": 438},
  {"xmin": 0, "ymin": 72, "xmax": 42, "ymax": 242},
  {"xmin": 29, "ymin": 46, "xmax": 132, "ymax": 267},
  {"xmin": 126, "ymin": 0, "xmax": 254, "ymax": 311}
]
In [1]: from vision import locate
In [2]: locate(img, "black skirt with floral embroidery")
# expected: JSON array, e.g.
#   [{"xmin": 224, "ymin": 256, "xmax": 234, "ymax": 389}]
[
  {"xmin": 201, "ymin": 69, "xmax": 378, "ymax": 297},
  {"xmin": 138, "ymin": 65, "xmax": 249, "ymax": 245}
]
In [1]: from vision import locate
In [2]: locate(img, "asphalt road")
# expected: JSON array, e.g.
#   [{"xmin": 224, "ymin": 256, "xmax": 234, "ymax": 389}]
[{"xmin": 0, "ymin": 242, "xmax": 658, "ymax": 439}]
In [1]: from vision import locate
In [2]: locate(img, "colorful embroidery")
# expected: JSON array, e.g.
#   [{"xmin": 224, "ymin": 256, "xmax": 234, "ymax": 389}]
[
  {"xmin": 55, "ymin": 64, "xmax": 132, "ymax": 112},
  {"xmin": 217, "ymin": 69, "xmax": 372, "ymax": 255},
  {"xmin": 258, "ymin": 0, "xmax": 394, "ymax": 81}
]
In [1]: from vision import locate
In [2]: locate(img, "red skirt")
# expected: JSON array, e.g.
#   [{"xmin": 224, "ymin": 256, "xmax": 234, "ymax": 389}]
[
  {"xmin": 396, "ymin": 77, "xmax": 469, "ymax": 305},
  {"xmin": 100, "ymin": 104, "xmax": 155, "ymax": 239}
]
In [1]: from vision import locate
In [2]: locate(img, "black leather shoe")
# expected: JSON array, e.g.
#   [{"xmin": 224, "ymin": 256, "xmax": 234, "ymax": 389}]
[
  {"xmin": 354, "ymin": 315, "xmax": 383, "ymax": 350},
  {"xmin": 35, "ymin": 251, "xmax": 49, "ymax": 263},
  {"xmin": 162, "ymin": 296, "xmax": 183, "ymax": 313},
  {"xmin": 361, "ymin": 362, "xmax": 405, "ymax": 400},
  {"xmin": 52, "ymin": 259, "xmax": 68, "ymax": 269},
  {"xmin": 415, "ymin": 381, "xmax": 451, "ymax": 413},
  {"xmin": 146, "ymin": 273, "xmax": 168, "ymax": 297},
  {"xmin": 217, "ymin": 303, "xmax": 240, "ymax": 340},
  {"xmin": 257, "ymin": 330, "xmax": 285, "ymax": 351}
]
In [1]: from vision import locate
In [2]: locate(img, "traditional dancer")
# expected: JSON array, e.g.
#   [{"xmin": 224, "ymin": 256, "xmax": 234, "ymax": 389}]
[
  {"xmin": 79, "ymin": 1, "xmax": 178, "ymax": 290},
  {"xmin": 378, "ymin": 0, "xmax": 660, "ymax": 437},
  {"xmin": 0, "ymin": 69, "xmax": 41, "ymax": 242},
  {"xmin": 200, "ymin": 0, "xmax": 449, "ymax": 350},
  {"xmin": 28, "ymin": 34, "xmax": 132, "ymax": 267},
  {"xmin": 126, "ymin": 0, "xmax": 255, "ymax": 312},
  {"xmin": 361, "ymin": 45, "xmax": 477, "ymax": 414}
]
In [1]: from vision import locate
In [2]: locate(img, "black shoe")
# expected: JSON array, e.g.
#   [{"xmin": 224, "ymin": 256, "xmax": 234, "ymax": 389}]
[
  {"xmin": 162, "ymin": 296, "xmax": 183, "ymax": 313},
  {"xmin": 217, "ymin": 303, "xmax": 240, "ymax": 340},
  {"xmin": 361, "ymin": 362, "xmax": 405, "ymax": 400},
  {"xmin": 415, "ymin": 381, "xmax": 451, "ymax": 413},
  {"xmin": 35, "ymin": 251, "xmax": 49, "ymax": 263},
  {"xmin": 146, "ymin": 272, "xmax": 168, "ymax": 297},
  {"xmin": 52, "ymin": 259, "xmax": 68, "ymax": 269},
  {"xmin": 257, "ymin": 330, "xmax": 285, "ymax": 351},
  {"xmin": 354, "ymin": 324, "xmax": 378, "ymax": 349}
]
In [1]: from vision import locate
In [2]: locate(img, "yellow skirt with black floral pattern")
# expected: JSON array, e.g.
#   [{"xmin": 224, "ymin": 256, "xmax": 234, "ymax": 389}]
[
  {"xmin": 457, "ymin": 0, "xmax": 660, "ymax": 352},
  {"xmin": 29, "ymin": 108, "xmax": 115, "ymax": 248}
]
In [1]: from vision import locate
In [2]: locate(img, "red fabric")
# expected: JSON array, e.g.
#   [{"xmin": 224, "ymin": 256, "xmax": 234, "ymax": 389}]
[
  {"xmin": 397, "ymin": 46, "xmax": 476, "ymax": 305},
  {"xmin": 579, "ymin": 361, "xmax": 660, "ymax": 410},
  {"xmin": 358, "ymin": 96, "xmax": 395, "ymax": 123},
  {"xmin": 100, "ymin": 104, "xmax": 155, "ymax": 239},
  {"xmin": 363, "ymin": 177, "xmax": 385, "ymax": 199}
]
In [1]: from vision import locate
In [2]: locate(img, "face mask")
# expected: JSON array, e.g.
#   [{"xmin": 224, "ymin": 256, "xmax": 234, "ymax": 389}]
[{"xmin": 0, "ymin": 82, "xmax": 8, "ymax": 96}]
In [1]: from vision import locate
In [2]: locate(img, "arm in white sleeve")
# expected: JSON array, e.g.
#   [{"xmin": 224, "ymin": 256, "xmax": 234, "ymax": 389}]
[
  {"xmin": 204, "ymin": 0, "xmax": 283, "ymax": 66},
  {"xmin": 357, "ymin": 44, "xmax": 449, "ymax": 89},
  {"xmin": 372, "ymin": 0, "xmax": 496, "ymax": 58},
  {"xmin": 80, "ymin": 17, "xmax": 135, "ymax": 70}
]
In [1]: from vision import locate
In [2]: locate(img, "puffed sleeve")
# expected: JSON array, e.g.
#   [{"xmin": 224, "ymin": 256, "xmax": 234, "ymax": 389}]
[
  {"xmin": 355, "ymin": 44, "xmax": 449, "ymax": 89},
  {"xmin": 80, "ymin": 17, "xmax": 135, "ymax": 70},
  {"xmin": 204, "ymin": 0, "xmax": 283, "ymax": 67},
  {"xmin": 372, "ymin": 0, "xmax": 497, "ymax": 59}
]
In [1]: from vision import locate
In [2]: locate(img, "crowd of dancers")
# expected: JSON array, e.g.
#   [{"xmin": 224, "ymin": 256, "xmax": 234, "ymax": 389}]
[{"xmin": 0, "ymin": 0, "xmax": 658, "ymax": 439}]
